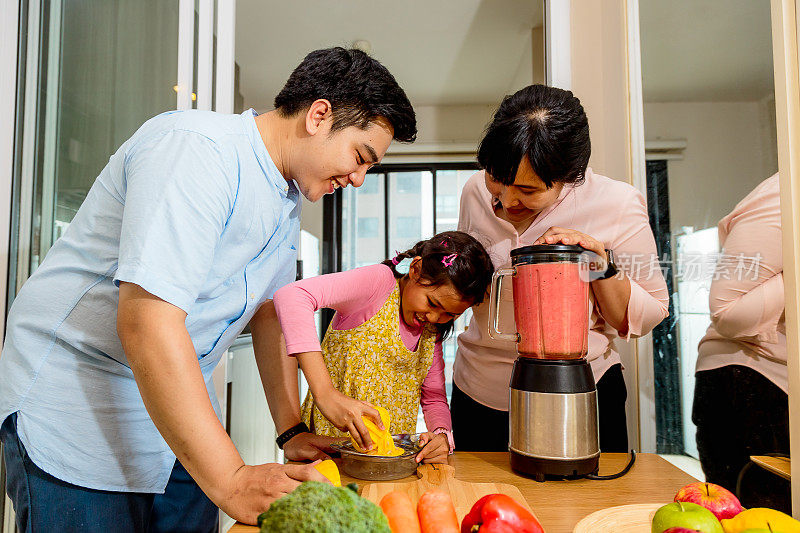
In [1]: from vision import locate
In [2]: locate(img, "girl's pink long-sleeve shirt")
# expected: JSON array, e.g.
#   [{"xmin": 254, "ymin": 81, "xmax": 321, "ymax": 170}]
[{"xmin": 272, "ymin": 264, "xmax": 453, "ymax": 434}]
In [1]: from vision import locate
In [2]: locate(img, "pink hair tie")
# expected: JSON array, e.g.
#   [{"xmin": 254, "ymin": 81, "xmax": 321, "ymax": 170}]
[
  {"xmin": 442, "ymin": 253, "xmax": 457, "ymax": 267},
  {"xmin": 440, "ymin": 239, "xmax": 448, "ymax": 246},
  {"xmin": 391, "ymin": 251, "xmax": 401, "ymax": 265}
]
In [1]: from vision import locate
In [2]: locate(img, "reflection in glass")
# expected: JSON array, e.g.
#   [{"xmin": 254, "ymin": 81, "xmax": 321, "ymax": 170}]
[{"xmin": 640, "ymin": 0, "xmax": 778, "ymax": 479}]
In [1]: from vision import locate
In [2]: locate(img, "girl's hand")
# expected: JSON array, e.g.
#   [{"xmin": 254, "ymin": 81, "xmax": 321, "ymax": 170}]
[
  {"xmin": 415, "ymin": 432, "xmax": 450, "ymax": 464},
  {"xmin": 534, "ymin": 226, "xmax": 607, "ymax": 260},
  {"xmin": 315, "ymin": 387, "xmax": 382, "ymax": 451}
]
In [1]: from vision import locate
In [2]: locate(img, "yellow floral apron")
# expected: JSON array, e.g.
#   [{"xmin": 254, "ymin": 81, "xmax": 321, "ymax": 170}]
[{"xmin": 301, "ymin": 284, "xmax": 437, "ymax": 437}]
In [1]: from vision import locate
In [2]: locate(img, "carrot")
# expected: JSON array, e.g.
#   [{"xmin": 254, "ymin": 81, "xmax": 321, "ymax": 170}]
[
  {"xmin": 380, "ymin": 491, "xmax": 421, "ymax": 533},
  {"xmin": 417, "ymin": 490, "xmax": 459, "ymax": 533}
]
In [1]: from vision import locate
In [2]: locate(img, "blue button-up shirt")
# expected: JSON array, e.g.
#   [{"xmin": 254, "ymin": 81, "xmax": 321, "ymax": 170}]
[{"xmin": 0, "ymin": 109, "xmax": 300, "ymax": 492}]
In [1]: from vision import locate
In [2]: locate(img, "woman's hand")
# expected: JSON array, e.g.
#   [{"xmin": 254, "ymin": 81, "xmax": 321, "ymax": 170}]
[
  {"xmin": 534, "ymin": 226, "xmax": 607, "ymax": 260},
  {"xmin": 315, "ymin": 387, "xmax": 382, "ymax": 451},
  {"xmin": 415, "ymin": 432, "xmax": 450, "ymax": 464},
  {"xmin": 535, "ymin": 226, "xmax": 632, "ymax": 332}
]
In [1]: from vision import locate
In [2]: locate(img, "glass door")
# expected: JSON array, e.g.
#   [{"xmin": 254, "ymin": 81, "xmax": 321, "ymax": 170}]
[
  {"xmin": 2, "ymin": 1, "xmax": 230, "ymax": 530},
  {"xmin": 9, "ymin": 0, "xmax": 189, "ymax": 299}
]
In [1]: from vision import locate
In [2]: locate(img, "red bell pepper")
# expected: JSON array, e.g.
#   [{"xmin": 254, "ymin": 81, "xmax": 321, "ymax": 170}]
[{"xmin": 461, "ymin": 494, "xmax": 544, "ymax": 533}]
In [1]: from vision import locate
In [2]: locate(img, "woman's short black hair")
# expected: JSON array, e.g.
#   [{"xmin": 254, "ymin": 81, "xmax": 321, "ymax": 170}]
[
  {"xmin": 477, "ymin": 84, "xmax": 590, "ymax": 187},
  {"xmin": 382, "ymin": 231, "xmax": 495, "ymax": 340},
  {"xmin": 274, "ymin": 47, "xmax": 417, "ymax": 143}
]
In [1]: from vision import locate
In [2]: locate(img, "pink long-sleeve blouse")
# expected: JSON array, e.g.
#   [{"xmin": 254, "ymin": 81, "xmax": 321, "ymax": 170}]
[{"xmin": 454, "ymin": 169, "xmax": 669, "ymax": 411}]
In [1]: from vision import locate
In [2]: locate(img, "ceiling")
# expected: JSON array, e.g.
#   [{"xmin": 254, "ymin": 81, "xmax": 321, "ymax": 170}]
[
  {"xmin": 639, "ymin": 0, "xmax": 774, "ymax": 102},
  {"xmin": 235, "ymin": 0, "xmax": 544, "ymax": 110},
  {"xmin": 235, "ymin": 1, "xmax": 774, "ymax": 110}
]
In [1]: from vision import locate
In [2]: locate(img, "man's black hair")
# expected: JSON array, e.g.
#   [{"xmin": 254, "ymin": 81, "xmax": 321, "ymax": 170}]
[
  {"xmin": 477, "ymin": 84, "xmax": 590, "ymax": 187},
  {"xmin": 274, "ymin": 47, "xmax": 416, "ymax": 143}
]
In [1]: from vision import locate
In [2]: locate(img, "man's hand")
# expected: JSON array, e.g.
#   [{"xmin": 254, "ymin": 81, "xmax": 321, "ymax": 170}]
[
  {"xmin": 283, "ymin": 432, "xmax": 341, "ymax": 462},
  {"xmin": 219, "ymin": 462, "xmax": 329, "ymax": 525}
]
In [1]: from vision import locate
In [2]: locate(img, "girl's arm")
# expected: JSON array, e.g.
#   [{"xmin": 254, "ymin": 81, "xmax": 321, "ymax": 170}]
[
  {"xmin": 272, "ymin": 264, "xmax": 395, "ymax": 450},
  {"xmin": 272, "ymin": 264, "xmax": 395, "ymax": 356},
  {"xmin": 417, "ymin": 341, "xmax": 455, "ymax": 461}
]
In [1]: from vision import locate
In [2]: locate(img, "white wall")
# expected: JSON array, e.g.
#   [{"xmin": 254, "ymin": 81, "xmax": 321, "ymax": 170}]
[
  {"xmin": 571, "ymin": 0, "xmax": 632, "ymax": 182},
  {"xmin": 413, "ymin": 104, "xmax": 497, "ymax": 145},
  {"xmin": 644, "ymin": 100, "xmax": 779, "ymax": 233}
]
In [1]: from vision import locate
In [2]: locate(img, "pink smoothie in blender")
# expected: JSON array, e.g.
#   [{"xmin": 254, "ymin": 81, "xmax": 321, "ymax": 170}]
[{"xmin": 512, "ymin": 261, "xmax": 588, "ymax": 358}]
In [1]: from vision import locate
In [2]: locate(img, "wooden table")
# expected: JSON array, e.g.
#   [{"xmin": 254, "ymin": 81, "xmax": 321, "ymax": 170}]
[{"xmin": 231, "ymin": 452, "xmax": 697, "ymax": 533}]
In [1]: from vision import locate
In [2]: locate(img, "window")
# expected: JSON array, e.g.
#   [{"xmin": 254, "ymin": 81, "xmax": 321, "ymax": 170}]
[
  {"xmin": 341, "ymin": 176, "xmax": 386, "ymax": 271},
  {"xmin": 388, "ymin": 171, "xmax": 433, "ymax": 254},
  {"xmin": 358, "ymin": 217, "xmax": 379, "ymax": 235},
  {"xmin": 395, "ymin": 172, "xmax": 421, "ymax": 194},
  {"xmin": 395, "ymin": 217, "xmax": 421, "ymax": 239},
  {"xmin": 435, "ymin": 170, "xmax": 474, "ymax": 233},
  {"xmin": 359, "ymin": 175, "xmax": 380, "ymax": 195}
]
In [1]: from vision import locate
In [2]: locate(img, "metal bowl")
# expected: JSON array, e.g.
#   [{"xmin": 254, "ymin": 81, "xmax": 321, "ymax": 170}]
[{"xmin": 330, "ymin": 433, "xmax": 422, "ymax": 481}]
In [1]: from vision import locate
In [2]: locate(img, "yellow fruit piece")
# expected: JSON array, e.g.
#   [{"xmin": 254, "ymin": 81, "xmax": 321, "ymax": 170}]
[
  {"xmin": 314, "ymin": 459, "xmax": 341, "ymax": 487},
  {"xmin": 721, "ymin": 508, "xmax": 800, "ymax": 533},
  {"xmin": 350, "ymin": 406, "xmax": 403, "ymax": 457}
]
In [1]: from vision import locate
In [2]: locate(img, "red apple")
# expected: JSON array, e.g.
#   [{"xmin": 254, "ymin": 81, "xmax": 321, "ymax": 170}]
[{"xmin": 674, "ymin": 482, "xmax": 743, "ymax": 520}]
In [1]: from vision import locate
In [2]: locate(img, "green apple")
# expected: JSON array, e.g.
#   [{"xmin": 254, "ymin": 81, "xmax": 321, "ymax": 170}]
[{"xmin": 652, "ymin": 502, "xmax": 724, "ymax": 533}]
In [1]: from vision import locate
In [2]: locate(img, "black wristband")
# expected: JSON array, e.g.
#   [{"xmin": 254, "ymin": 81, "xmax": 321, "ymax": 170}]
[
  {"xmin": 596, "ymin": 248, "xmax": 619, "ymax": 280},
  {"xmin": 276, "ymin": 422, "xmax": 309, "ymax": 449}
]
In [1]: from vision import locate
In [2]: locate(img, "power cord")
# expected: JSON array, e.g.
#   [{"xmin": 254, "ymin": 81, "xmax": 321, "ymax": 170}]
[{"xmin": 585, "ymin": 449, "xmax": 637, "ymax": 480}]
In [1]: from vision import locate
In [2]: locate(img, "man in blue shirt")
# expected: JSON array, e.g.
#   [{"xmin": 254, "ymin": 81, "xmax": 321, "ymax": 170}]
[{"xmin": 0, "ymin": 47, "xmax": 416, "ymax": 531}]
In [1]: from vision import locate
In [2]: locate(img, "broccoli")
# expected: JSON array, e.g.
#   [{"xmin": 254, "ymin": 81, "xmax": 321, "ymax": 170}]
[{"xmin": 257, "ymin": 481, "xmax": 391, "ymax": 533}]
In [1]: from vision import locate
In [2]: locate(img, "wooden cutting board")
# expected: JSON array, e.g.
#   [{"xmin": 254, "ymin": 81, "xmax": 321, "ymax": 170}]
[{"xmin": 361, "ymin": 463, "xmax": 539, "ymax": 524}]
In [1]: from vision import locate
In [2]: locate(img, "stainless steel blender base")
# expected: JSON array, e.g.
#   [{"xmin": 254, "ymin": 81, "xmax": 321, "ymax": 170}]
[
  {"xmin": 509, "ymin": 389, "xmax": 600, "ymax": 460},
  {"xmin": 509, "ymin": 449, "xmax": 599, "ymax": 481},
  {"xmin": 508, "ymin": 358, "xmax": 600, "ymax": 480}
]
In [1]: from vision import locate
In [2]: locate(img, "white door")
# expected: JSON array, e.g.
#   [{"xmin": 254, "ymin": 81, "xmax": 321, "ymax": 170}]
[{"xmin": 0, "ymin": 1, "xmax": 235, "ymax": 530}]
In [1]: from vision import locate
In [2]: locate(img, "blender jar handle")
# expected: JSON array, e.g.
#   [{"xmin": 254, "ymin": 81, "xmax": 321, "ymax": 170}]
[{"xmin": 488, "ymin": 267, "xmax": 519, "ymax": 343}]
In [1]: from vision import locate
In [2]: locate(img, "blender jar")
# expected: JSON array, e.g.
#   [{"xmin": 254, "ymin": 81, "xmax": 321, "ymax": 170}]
[{"xmin": 489, "ymin": 244, "xmax": 589, "ymax": 359}]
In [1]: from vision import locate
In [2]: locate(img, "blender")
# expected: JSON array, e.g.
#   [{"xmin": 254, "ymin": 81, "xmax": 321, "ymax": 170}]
[{"xmin": 489, "ymin": 244, "xmax": 600, "ymax": 481}]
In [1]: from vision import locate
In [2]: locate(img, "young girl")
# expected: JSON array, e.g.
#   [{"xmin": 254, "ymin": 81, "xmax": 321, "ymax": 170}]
[{"xmin": 273, "ymin": 231, "xmax": 494, "ymax": 463}]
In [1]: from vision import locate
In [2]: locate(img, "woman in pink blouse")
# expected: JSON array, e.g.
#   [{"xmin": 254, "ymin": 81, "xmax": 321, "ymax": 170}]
[
  {"xmin": 454, "ymin": 85, "xmax": 669, "ymax": 452},
  {"xmin": 694, "ymin": 174, "xmax": 788, "ymax": 509}
]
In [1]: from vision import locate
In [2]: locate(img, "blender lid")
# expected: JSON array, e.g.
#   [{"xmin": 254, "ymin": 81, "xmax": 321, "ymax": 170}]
[{"xmin": 510, "ymin": 244, "xmax": 586, "ymax": 257}]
